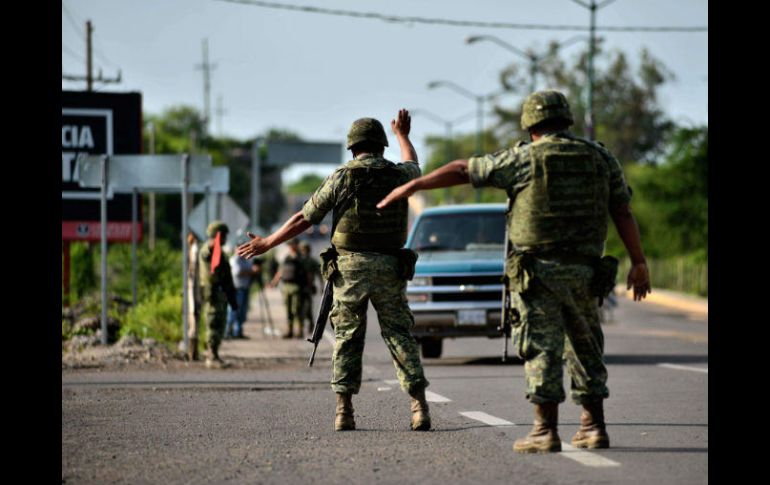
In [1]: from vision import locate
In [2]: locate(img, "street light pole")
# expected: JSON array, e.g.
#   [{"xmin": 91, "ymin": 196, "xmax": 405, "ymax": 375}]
[{"xmin": 466, "ymin": 34, "xmax": 590, "ymax": 94}]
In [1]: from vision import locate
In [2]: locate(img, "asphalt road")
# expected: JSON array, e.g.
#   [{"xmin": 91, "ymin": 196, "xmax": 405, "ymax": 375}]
[{"xmin": 62, "ymin": 288, "xmax": 707, "ymax": 484}]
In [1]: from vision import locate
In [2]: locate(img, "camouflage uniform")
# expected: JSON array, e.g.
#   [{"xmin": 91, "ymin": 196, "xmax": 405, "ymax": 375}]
[
  {"xmin": 280, "ymin": 252, "xmax": 306, "ymax": 338},
  {"xmin": 302, "ymin": 154, "xmax": 429, "ymax": 396},
  {"xmin": 198, "ymin": 223, "xmax": 238, "ymax": 361},
  {"xmin": 300, "ymin": 250, "xmax": 322, "ymax": 334},
  {"xmin": 469, "ymin": 131, "xmax": 631, "ymax": 405}
]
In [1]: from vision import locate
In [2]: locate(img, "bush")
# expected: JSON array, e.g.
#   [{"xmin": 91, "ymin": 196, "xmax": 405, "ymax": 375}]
[{"xmin": 121, "ymin": 291, "xmax": 183, "ymax": 348}]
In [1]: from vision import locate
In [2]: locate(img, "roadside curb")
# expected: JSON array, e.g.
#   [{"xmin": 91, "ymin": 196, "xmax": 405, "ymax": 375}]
[{"xmin": 615, "ymin": 284, "xmax": 707, "ymax": 318}]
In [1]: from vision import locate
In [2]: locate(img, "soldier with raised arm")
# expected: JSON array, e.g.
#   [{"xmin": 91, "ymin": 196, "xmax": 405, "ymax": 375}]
[
  {"xmin": 238, "ymin": 109, "xmax": 431, "ymax": 432},
  {"xmin": 377, "ymin": 91, "xmax": 651, "ymax": 453}
]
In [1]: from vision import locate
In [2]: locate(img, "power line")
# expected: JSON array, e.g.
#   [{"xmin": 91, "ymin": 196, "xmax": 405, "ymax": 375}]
[
  {"xmin": 61, "ymin": 2, "xmax": 84, "ymax": 36},
  {"xmin": 62, "ymin": 43, "xmax": 84, "ymax": 62},
  {"xmin": 215, "ymin": 0, "xmax": 707, "ymax": 33}
]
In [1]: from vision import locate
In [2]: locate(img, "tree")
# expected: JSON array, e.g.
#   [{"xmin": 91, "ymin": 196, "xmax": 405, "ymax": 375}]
[
  {"xmin": 494, "ymin": 41, "xmax": 675, "ymax": 164},
  {"xmin": 287, "ymin": 174, "xmax": 325, "ymax": 195}
]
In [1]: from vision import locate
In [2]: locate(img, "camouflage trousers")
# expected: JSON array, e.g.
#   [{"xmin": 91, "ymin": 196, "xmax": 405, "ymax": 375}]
[
  {"xmin": 282, "ymin": 283, "xmax": 304, "ymax": 336},
  {"xmin": 300, "ymin": 288, "xmax": 314, "ymax": 333},
  {"xmin": 511, "ymin": 258, "xmax": 609, "ymax": 405},
  {"xmin": 202, "ymin": 290, "xmax": 228, "ymax": 350},
  {"xmin": 330, "ymin": 251, "xmax": 429, "ymax": 395}
]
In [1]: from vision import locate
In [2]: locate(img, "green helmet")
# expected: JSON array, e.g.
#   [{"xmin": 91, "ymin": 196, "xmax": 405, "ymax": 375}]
[
  {"xmin": 520, "ymin": 90, "xmax": 574, "ymax": 131},
  {"xmin": 346, "ymin": 117, "xmax": 389, "ymax": 150},
  {"xmin": 206, "ymin": 220, "xmax": 229, "ymax": 238}
]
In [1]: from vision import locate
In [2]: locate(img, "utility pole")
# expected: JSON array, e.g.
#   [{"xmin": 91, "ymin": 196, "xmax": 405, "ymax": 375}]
[
  {"xmin": 195, "ymin": 39, "xmax": 216, "ymax": 137},
  {"xmin": 147, "ymin": 122, "xmax": 156, "ymax": 250},
  {"xmin": 569, "ymin": 0, "xmax": 617, "ymax": 140},
  {"xmin": 62, "ymin": 20, "xmax": 122, "ymax": 90},
  {"xmin": 216, "ymin": 95, "xmax": 227, "ymax": 137}
]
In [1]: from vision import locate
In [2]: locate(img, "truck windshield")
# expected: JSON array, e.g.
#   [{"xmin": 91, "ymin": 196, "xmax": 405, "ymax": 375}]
[{"xmin": 409, "ymin": 212, "xmax": 506, "ymax": 252}]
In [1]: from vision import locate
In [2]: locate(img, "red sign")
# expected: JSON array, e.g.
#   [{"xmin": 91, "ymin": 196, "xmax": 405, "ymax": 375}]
[{"xmin": 61, "ymin": 221, "xmax": 142, "ymax": 242}]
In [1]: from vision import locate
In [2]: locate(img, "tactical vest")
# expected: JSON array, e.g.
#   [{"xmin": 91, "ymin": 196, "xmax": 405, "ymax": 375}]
[
  {"xmin": 510, "ymin": 135, "xmax": 609, "ymax": 249},
  {"xmin": 331, "ymin": 157, "xmax": 409, "ymax": 252},
  {"xmin": 281, "ymin": 255, "xmax": 305, "ymax": 284}
]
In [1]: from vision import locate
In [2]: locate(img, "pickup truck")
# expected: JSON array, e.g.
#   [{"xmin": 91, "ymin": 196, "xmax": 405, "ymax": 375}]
[{"xmin": 406, "ymin": 203, "xmax": 507, "ymax": 358}]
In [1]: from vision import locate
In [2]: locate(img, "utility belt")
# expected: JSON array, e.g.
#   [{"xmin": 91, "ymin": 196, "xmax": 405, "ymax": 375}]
[
  {"xmin": 320, "ymin": 246, "xmax": 419, "ymax": 281},
  {"xmin": 506, "ymin": 247, "xmax": 618, "ymax": 301}
]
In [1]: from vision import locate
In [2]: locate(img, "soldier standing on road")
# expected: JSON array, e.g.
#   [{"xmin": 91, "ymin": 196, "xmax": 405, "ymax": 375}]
[
  {"xmin": 299, "ymin": 240, "xmax": 323, "ymax": 335},
  {"xmin": 199, "ymin": 221, "xmax": 239, "ymax": 369},
  {"xmin": 377, "ymin": 92, "xmax": 651, "ymax": 452},
  {"xmin": 237, "ymin": 109, "xmax": 432, "ymax": 432},
  {"xmin": 270, "ymin": 239, "xmax": 308, "ymax": 339}
]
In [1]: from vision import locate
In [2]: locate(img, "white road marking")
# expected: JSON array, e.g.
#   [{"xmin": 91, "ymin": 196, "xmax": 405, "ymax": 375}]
[
  {"xmin": 560, "ymin": 443, "xmax": 621, "ymax": 467},
  {"xmin": 658, "ymin": 363, "xmax": 708, "ymax": 374},
  {"xmin": 377, "ymin": 387, "xmax": 392, "ymax": 391},
  {"xmin": 459, "ymin": 411, "xmax": 515, "ymax": 426},
  {"xmin": 383, "ymin": 379, "xmax": 400, "ymax": 385},
  {"xmin": 425, "ymin": 391, "xmax": 452, "ymax": 403}
]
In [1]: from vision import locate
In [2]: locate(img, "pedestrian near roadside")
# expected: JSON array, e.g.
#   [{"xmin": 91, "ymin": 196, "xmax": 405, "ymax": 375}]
[
  {"xmin": 237, "ymin": 109, "xmax": 432, "ymax": 432},
  {"xmin": 186, "ymin": 232, "xmax": 202, "ymax": 361},
  {"xmin": 377, "ymin": 92, "xmax": 651, "ymax": 452},
  {"xmin": 226, "ymin": 235, "xmax": 257, "ymax": 339},
  {"xmin": 199, "ymin": 221, "xmax": 239, "ymax": 368}
]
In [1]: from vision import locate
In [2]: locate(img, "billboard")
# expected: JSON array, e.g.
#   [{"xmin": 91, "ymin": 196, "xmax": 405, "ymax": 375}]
[{"xmin": 61, "ymin": 91, "xmax": 143, "ymax": 241}]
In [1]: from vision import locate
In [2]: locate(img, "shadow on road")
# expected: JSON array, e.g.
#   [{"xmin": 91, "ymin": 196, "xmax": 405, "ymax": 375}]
[
  {"xmin": 604, "ymin": 354, "xmax": 708, "ymax": 365},
  {"xmin": 601, "ymin": 447, "xmax": 708, "ymax": 454},
  {"xmin": 424, "ymin": 356, "xmax": 524, "ymax": 366}
]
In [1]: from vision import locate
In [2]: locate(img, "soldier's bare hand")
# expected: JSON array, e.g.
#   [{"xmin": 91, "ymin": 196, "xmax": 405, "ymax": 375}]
[
  {"xmin": 627, "ymin": 262, "xmax": 651, "ymax": 301},
  {"xmin": 391, "ymin": 109, "xmax": 411, "ymax": 137},
  {"xmin": 377, "ymin": 181, "xmax": 416, "ymax": 209},
  {"xmin": 237, "ymin": 231, "xmax": 270, "ymax": 259}
]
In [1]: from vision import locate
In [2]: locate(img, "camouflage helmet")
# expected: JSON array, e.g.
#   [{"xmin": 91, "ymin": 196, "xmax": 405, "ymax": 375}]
[
  {"xmin": 346, "ymin": 117, "xmax": 389, "ymax": 150},
  {"xmin": 520, "ymin": 90, "xmax": 574, "ymax": 131},
  {"xmin": 206, "ymin": 220, "xmax": 229, "ymax": 238}
]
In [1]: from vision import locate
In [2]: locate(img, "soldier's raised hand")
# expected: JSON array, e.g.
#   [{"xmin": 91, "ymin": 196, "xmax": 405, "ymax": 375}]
[
  {"xmin": 237, "ymin": 232, "xmax": 270, "ymax": 259},
  {"xmin": 391, "ymin": 109, "xmax": 411, "ymax": 137}
]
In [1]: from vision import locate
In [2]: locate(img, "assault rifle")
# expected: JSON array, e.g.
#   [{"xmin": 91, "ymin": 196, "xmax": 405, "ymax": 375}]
[
  {"xmin": 498, "ymin": 197, "xmax": 514, "ymax": 362},
  {"xmin": 307, "ymin": 278, "xmax": 333, "ymax": 367}
]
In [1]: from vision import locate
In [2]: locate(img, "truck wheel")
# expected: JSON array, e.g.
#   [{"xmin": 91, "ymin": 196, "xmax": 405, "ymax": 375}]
[{"xmin": 421, "ymin": 338, "xmax": 443, "ymax": 358}]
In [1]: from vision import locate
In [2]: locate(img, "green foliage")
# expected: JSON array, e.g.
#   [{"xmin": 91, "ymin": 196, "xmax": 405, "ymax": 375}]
[
  {"xmin": 95, "ymin": 239, "xmax": 182, "ymax": 302},
  {"xmin": 287, "ymin": 173, "xmax": 325, "ymax": 195},
  {"xmin": 69, "ymin": 242, "xmax": 97, "ymax": 299},
  {"xmin": 495, "ymin": 42, "xmax": 674, "ymax": 164},
  {"xmin": 120, "ymin": 291, "xmax": 183, "ymax": 346},
  {"xmin": 618, "ymin": 255, "xmax": 708, "ymax": 297}
]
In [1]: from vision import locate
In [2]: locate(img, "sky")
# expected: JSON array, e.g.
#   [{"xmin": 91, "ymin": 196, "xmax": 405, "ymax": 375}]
[{"xmin": 61, "ymin": 0, "xmax": 708, "ymax": 183}]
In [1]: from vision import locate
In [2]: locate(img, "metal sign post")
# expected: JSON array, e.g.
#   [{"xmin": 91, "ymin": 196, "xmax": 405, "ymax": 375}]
[
  {"xmin": 131, "ymin": 187, "xmax": 138, "ymax": 306},
  {"xmin": 100, "ymin": 155, "xmax": 109, "ymax": 345},
  {"xmin": 181, "ymin": 154, "xmax": 190, "ymax": 354}
]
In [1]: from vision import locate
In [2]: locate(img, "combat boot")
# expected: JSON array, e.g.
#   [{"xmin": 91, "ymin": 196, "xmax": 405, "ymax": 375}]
[
  {"xmin": 188, "ymin": 337, "xmax": 199, "ymax": 361},
  {"xmin": 513, "ymin": 402, "xmax": 562, "ymax": 453},
  {"xmin": 409, "ymin": 387, "xmax": 431, "ymax": 431},
  {"xmin": 205, "ymin": 345, "xmax": 230, "ymax": 369},
  {"xmin": 571, "ymin": 400, "xmax": 610, "ymax": 449},
  {"xmin": 334, "ymin": 393, "xmax": 356, "ymax": 431}
]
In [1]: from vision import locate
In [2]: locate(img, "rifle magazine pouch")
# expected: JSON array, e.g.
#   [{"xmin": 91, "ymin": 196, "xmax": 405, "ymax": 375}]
[
  {"xmin": 506, "ymin": 253, "xmax": 535, "ymax": 293},
  {"xmin": 319, "ymin": 247, "xmax": 340, "ymax": 281},
  {"xmin": 590, "ymin": 255, "xmax": 619, "ymax": 298},
  {"xmin": 397, "ymin": 248, "xmax": 419, "ymax": 281}
]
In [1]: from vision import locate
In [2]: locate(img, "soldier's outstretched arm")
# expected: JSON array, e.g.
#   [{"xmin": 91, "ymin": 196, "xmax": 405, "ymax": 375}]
[
  {"xmin": 377, "ymin": 159, "xmax": 471, "ymax": 209},
  {"xmin": 610, "ymin": 203, "xmax": 651, "ymax": 301},
  {"xmin": 237, "ymin": 210, "xmax": 312, "ymax": 259},
  {"xmin": 392, "ymin": 108, "xmax": 418, "ymax": 163}
]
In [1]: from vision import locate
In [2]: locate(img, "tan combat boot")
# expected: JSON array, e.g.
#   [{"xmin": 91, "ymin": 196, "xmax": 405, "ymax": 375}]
[
  {"xmin": 205, "ymin": 344, "xmax": 230, "ymax": 369},
  {"xmin": 513, "ymin": 402, "xmax": 562, "ymax": 453},
  {"xmin": 571, "ymin": 400, "xmax": 610, "ymax": 449},
  {"xmin": 335, "ymin": 393, "xmax": 356, "ymax": 431},
  {"xmin": 409, "ymin": 387, "xmax": 432, "ymax": 431}
]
